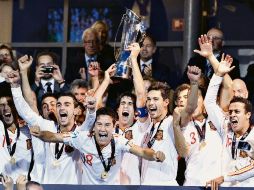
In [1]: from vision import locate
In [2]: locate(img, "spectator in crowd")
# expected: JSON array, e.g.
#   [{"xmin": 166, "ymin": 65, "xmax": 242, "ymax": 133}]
[
  {"xmin": 65, "ymin": 27, "xmax": 113, "ymax": 84},
  {"xmin": 31, "ymin": 52, "xmax": 68, "ymax": 106},
  {"xmin": 70, "ymin": 79, "xmax": 89, "ymax": 104},
  {"xmin": 0, "ymin": 44, "xmax": 16, "ymax": 69},
  {"xmin": 91, "ymin": 20, "xmax": 115, "ymax": 67},
  {"xmin": 182, "ymin": 28, "xmax": 240, "ymax": 83}
]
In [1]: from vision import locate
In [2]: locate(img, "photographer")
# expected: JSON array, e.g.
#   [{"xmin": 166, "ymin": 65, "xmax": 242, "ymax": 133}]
[{"xmin": 31, "ymin": 51, "xmax": 69, "ymax": 106}]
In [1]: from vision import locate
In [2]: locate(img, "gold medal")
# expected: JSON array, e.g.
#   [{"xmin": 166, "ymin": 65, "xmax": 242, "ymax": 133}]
[
  {"xmin": 101, "ymin": 171, "xmax": 108, "ymax": 179},
  {"xmin": 199, "ymin": 140, "xmax": 206, "ymax": 150},
  {"xmin": 52, "ymin": 160, "xmax": 60, "ymax": 167},
  {"xmin": 10, "ymin": 157, "xmax": 16, "ymax": 165}
]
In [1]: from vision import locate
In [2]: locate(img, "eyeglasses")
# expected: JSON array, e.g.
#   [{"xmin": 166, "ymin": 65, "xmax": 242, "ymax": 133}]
[
  {"xmin": 207, "ymin": 36, "xmax": 224, "ymax": 41},
  {"xmin": 84, "ymin": 40, "xmax": 98, "ymax": 45}
]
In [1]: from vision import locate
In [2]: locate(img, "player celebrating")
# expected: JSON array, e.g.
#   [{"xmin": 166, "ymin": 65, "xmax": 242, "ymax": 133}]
[{"xmin": 30, "ymin": 107, "xmax": 165, "ymax": 185}]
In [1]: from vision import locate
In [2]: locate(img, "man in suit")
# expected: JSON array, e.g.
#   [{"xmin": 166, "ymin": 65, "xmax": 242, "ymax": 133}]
[
  {"xmin": 182, "ymin": 28, "xmax": 240, "ymax": 83},
  {"xmin": 65, "ymin": 28, "xmax": 113, "ymax": 84},
  {"xmin": 31, "ymin": 51, "xmax": 69, "ymax": 106}
]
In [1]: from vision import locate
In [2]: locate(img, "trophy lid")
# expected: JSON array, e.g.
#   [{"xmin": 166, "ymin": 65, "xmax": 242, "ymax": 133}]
[{"xmin": 125, "ymin": 9, "xmax": 141, "ymax": 23}]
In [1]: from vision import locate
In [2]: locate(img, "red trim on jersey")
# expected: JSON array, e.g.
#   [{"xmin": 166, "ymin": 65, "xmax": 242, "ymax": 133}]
[{"xmin": 228, "ymin": 160, "xmax": 254, "ymax": 176}]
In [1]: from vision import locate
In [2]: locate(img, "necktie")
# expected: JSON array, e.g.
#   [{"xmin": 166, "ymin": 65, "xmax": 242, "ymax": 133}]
[
  {"xmin": 45, "ymin": 82, "xmax": 52, "ymax": 93},
  {"xmin": 205, "ymin": 60, "xmax": 213, "ymax": 78},
  {"xmin": 141, "ymin": 64, "xmax": 147, "ymax": 74}
]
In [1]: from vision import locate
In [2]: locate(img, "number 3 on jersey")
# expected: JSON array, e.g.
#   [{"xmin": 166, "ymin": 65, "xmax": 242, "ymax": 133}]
[{"xmin": 190, "ymin": 132, "xmax": 196, "ymax": 144}]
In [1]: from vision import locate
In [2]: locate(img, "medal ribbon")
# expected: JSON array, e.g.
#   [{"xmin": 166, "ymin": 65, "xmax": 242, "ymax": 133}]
[
  {"xmin": 94, "ymin": 136, "xmax": 115, "ymax": 173},
  {"xmin": 147, "ymin": 116, "xmax": 167, "ymax": 148},
  {"xmin": 55, "ymin": 124, "xmax": 76, "ymax": 160},
  {"xmin": 193, "ymin": 119, "xmax": 206, "ymax": 142},
  {"xmin": 4, "ymin": 125, "xmax": 20, "ymax": 157}
]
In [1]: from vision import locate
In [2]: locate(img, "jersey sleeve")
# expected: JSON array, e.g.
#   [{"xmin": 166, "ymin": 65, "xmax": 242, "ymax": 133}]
[
  {"xmin": 224, "ymin": 160, "xmax": 254, "ymax": 182},
  {"xmin": 204, "ymin": 74, "xmax": 225, "ymax": 137},
  {"xmin": 11, "ymin": 87, "xmax": 53, "ymax": 131},
  {"xmin": 63, "ymin": 130, "xmax": 88, "ymax": 151},
  {"xmin": 76, "ymin": 111, "xmax": 96, "ymax": 132},
  {"xmin": 115, "ymin": 135, "xmax": 132, "ymax": 153}
]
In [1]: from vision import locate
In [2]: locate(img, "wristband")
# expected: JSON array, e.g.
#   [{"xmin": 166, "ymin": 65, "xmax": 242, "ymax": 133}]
[{"xmin": 136, "ymin": 107, "xmax": 148, "ymax": 118}]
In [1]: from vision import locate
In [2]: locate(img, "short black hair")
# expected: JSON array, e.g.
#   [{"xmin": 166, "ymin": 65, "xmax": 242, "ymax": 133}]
[
  {"xmin": 41, "ymin": 93, "xmax": 58, "ymax": 108},
  {"xmin": 116, "ymin": 92, "xmax": 137, "ymax": 111},
  {"xmin": 148, "ymin": 81, "xmax": 171, "ymax": 100},
  {"xmin": 58, "ymin": 92, "xmax": 79, "ymax": 108},
  {"xmin": 230, "ymin": 96, "xmax": 252, "ymax": 113},
  {"xmin": 96, "ymin": 107, "xmax": 117, "ymax": 125},
  {"xmin": 36, "ymin": 51, "xmax": 58, "ymax": 65},
  {"xmin": 0, "ymin": 44, "xmax": 15, "ymax": 61}
]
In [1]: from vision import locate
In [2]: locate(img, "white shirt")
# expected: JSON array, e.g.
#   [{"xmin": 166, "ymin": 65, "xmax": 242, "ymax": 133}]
[
  {"xmin": 182, "ymin": 118, "xmax": 222, "ymax": 186},
  {"xmin": 0, "ymin": 121, "xmax": 32, "ymax": 182},
  {"xmin": 41, "ymin": 78, "xmax": 55, "ymax": 93},
  {"xmin": 115, "ymin": 119, "xmax": 150, "ymax": 185},
  {"xmin": 204, "ymin": 74, "xmax": 254, "ymax": 187},
  {"xmin": 140, "ymin": 116, "xmax": 179, "ymax": 186},
  {"xmin": 63, "ymin": 131, "xmax": 131, "ymax": 185},
  {"xmin": 11, "ymin": 87, "xmax": 95, "ymax": 184},
  {"xmin": 140, "ymin": 59, "xmax": 152, "ymax": 72}
]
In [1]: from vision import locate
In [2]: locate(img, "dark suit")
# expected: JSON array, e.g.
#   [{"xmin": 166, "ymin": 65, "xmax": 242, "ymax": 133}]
[
  {"xmin": 182, "ymin": 53, "xmax": 240, "ymax": 84},
  {"xmin": 31, "ymin": 80, "xmax": 69, "ymax": 108},
  {"xmin": 65, "ymin": 47, "xmax": 115, "ymax": 84}
]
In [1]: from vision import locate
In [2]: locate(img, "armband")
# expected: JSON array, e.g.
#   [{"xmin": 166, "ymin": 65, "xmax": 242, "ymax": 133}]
[{"xmin": 136, "ymin": 107, "xmax": 148, "ymax": 118}]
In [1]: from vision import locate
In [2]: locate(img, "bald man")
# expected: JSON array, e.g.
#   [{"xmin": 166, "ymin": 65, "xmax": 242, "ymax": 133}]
[
  {"xmin": 182, "ymin": 28, "xmax": 240, "ymax": 82},
  {"xmin": 232, "ymin": 79, "xmax": 248, "ymax": 99}
]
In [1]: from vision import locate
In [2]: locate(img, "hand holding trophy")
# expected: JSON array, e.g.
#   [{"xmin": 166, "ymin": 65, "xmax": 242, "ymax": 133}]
[{"xmin": 113, "ymin": 9, "xmax": 146, "ymax": 80}]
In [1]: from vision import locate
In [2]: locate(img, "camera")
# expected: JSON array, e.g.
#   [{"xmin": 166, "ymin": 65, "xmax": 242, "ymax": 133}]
[{"xmin": 42, "ymin": 66, "xmax": 56, "ymax": 73}]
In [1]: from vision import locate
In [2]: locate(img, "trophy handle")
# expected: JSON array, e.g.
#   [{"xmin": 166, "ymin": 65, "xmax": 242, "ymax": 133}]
[{"xmin": 113, "ymin": 13, "xmax": 126, "ymax": 61}]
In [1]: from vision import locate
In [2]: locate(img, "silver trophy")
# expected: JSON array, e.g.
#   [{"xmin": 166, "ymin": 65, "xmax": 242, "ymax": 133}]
[{"xmin": 113, "ymin": 9, "xmax": 146, "ymax": 80}]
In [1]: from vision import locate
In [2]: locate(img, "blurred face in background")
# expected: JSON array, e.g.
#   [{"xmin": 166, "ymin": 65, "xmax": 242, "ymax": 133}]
[
  {"xmin": 83, "ymin": 31, "xmax": 99, "ymax": 56},
  {"xmin": 0, "ymin": 48, "xmax": 13, "ymax": 65},
  {"xmin": 140, "ymin": 37, "xmax": 156, "ymax": 62},
  {"xmin": 93, "ymin": 23, "xmax": 108, "ymax": 46},
  {"xmin": 207, "ymin": 28, "xmax": 224, "ymax": 53}
]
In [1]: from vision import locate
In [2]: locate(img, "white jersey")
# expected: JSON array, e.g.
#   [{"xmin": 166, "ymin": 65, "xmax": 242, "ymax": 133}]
[
  {"xmin": 115, "ymin": 119, "xmax": 150, "ymax": 185},
  {"xmin": 0, "ymin": 121, "xmax": 32, "ymax": 182},
  {"xmin": 205, "ymin": 74, "xmax": 254, "ymax": 187},
  {"xmin": 11, "ymin": 87, "xmax": 95, "ymax": 184},
  {"xmin": 140, "ymin": 116, "xmax": 179, "ymax": 186},
  {"xmin": 182, "ymin": 119, "xmax": 222, "ymax": 186},
  {"xmin": 63, "ymin": 131, "xmax": 131, "ymax": 185}
]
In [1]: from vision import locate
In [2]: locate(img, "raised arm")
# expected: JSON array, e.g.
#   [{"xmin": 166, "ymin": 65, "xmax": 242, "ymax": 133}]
[
  {"xmin": 30, "ymin": 126, "xmax": 64, "ymax": 143},
  {"xmin": 194, "ymin": 35, "xmax": 234, "ymax": 112},
  {"xmin": 173, "ymin": 107, "xmax": 189, "ymax": 157},
  {"xmin": 126, "ymin": 43, "xmax": 148, "ymax": 123},
  {"xmin": 18, "ymin": 55, "xmax": 39, "ymax": 114},
  {"xmin": 94, "ymin": 64, "xmax": 116, "ymax": 108},
  {"xmin": 6, "ymin": 71, "xmax": 52, "ymax": 130},
  {"xmin": 129, "ymin": 143, "xmax": 165, "ymax": 162},
  {"xmin": 204, "ymin": 55, "xmax": 235, "ymax": 134},
  {"xmin": 179, "ymin": 66, "xmax": 201, "ymax": 127}
]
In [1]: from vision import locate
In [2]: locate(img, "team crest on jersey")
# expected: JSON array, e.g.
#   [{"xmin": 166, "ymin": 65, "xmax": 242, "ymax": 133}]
[
  {"xmin": 155, "ymin": 129, "xmax": 163, "ymax": 141},
  {"xmin": 83, "ymin": 154, "xmax": 93, "ymax": 166},
  {"xmin": 26, "ymin": 139, "xmax": 32, "ymax": 150},
  {"xmin": 239, "ymin": 150, "xmax": 249, "ymax": 158}
]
